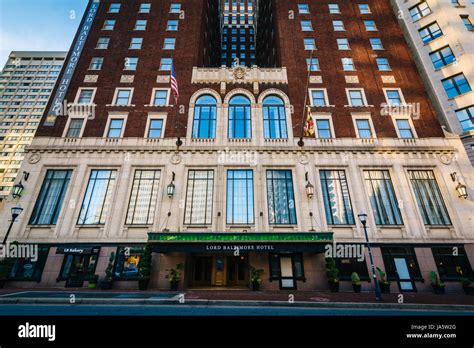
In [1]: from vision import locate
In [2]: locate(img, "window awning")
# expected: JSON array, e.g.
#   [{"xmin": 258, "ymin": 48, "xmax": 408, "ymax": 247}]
[{"xmin": 147, "ymin": 232, "xmax": 333, "ymax": 253}]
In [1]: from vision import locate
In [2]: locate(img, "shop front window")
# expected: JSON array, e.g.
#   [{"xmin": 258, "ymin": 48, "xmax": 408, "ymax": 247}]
[
  {"xmin": 432, "ymin": 246, "xmax": 473, "ymax": 281},
  {"xmin": 269, "ymin": 253, "xmax": 305, "ymax": 289},
  {"xmin": 114, "ymin": 246, "xmax": 144, "ymax": 279},
  {"xmin": 9, "ymin": 246, "xmax": 50, "ymax": 281}
]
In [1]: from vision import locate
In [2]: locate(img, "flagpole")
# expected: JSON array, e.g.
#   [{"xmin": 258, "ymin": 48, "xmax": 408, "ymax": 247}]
[
  {"xmin": 298, "ymin": 48, "xmax": 314, "ymax": 147},
  {"xmin": 175, "ymin": 94, "xmax": 182, "ymax": 147}
]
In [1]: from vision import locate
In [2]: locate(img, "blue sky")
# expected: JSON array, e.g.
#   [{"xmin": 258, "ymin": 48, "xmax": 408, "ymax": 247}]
[{"xmin": 0, "ymin": 0, "xmax": 88, "ymax": 66}]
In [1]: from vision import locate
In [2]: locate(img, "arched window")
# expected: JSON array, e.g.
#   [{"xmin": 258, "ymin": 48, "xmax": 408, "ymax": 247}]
[
  {"xmin": 228, "ymin": 95, "xmax": 251, "ymax": 139},
  {"xmin": 263, "ymin": 95, "xmax": 287, "ymax": 139},
  {"xmin": 192, "ymin": 95, "xmax": 217, "ymax": 139}
]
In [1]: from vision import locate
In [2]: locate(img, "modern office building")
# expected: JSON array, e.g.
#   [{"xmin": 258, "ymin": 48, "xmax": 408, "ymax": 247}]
[
  {"xmin": 1, "ymin": 0, "xmax": 473, "ymax": 294},
  {"xmin": 391, "ymin": 0, "xmax": 474, "ymax": 164},
  {"xmin": 0, "ymin": 51, "xmax": 66, "ymax": 201}
]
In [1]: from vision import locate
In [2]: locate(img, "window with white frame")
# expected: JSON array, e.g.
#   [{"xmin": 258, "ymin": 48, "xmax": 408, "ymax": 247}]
[
  {"xmin": 364, "ymin": 20, "xmax": 377, "ymax": 31},
  {"xmin": 160, "ymin": 58, "xmax": 172, "ymax": 71},
  {"xmin": 152, "ymin": 89, "xmax": 168, "ymax": 106},
  {"xmin": 347, "ymin": 89, "xmax": 366, "ymax": 106},
  {"xmin": 315, "ymin": 119, "xmax": 332, "ymax": 138},
  {"xmin": 124, "ymin": 57, "xmax": 138, "ymax": 70},
  {"xmin": 96, "ymin": 37, "xmax": 110, "ymax": 49},
  {"xmin": 108, "ymin": 3, "xmax": 121, "ymax": 13},
  {"xmin": 310, "ymin": 89, "xmax": 329, "ymax": 107},
  {"xmin": 65, "ymin": 119, "xmax": 84, "ymax": 138},
  {"xmin": 77, "ymin": 89, "xmax": 94, "ymax": 104},
  {"xmin": 139, "ymin": 3, "xmax": 151, "ymax": 13},
  {"xmin": 304, "ymin": 38, "xmax": 316, "ymax": 50},
  {"xmin": 146, "ymin": 119, "xmax": 164, "ymax": 138},
  {"xmin": 106, "ymin": 118, "xmax": 125, "ymax": 138},
  {"xmin": 130, "ymin": 38, "xmax": 143, "ymax": 49},
  {"xmin": 170, "ymin": 3, "xmax": 181, "ymax": 13},
  {"xmin": 369, "ymin": 38, "xmax": 383, "ymax": 50},
  {"xmin": 307, "ymin": 58, "xmax": 319, "ymax": 71},
  {"xmin": 384, "ymin": 89, "xmax": 403, "ymax": 105},
  {"xmin": 333, "ymin": 20, "xmax": 345, "ymax": 31},
  {"xmin": 337, "ymin": 38, "xmax": 350, "ymax": 50},
  {"xmin": 102, "ymin": 20, "xmax": 115, "ymax": 30},
  {"xmin": 355, "ymin": 119, "xmax": 373, "ymax": 138},
  {"xmin": 301, "ymin": 20, "xmax": 313, "ymax": 31},
  {"xmin": 376, "ymin": 57, "xmax": 391, "ymax": 71},
  {"xmin": 164, "ymin": 38, "xmax": 176, "ymax": 49},
  {"xmin": 184, "ymin": 170, "xmax": 214, "ymax": 225},
  {"xmin": 89, "ymin": 57, "xmax": 103, "ymax": 70},
  {"xmin": 395, "ymin": 119, "xmax": 414, "ymax": 138},
  {"xmin": 114, "ymin": 89, "xmax": 132, "ymax": 105},
  {"xmin": 328, "ymin": 4, "xmax": 340, "ymax": 14},
  {"xmin": 342, "ymin": 57, "xmax": 355, "ymax": 71},
  {"xmin": 298, "ymin": 4, "xmax": 310, "ymax": 14},
  {"xmin": 358, "ymin": 4, "xmax": 371, "ymax": 14},
  {"xmin": 167, "ymin": 20, "xmax": 179, "ymax": 31},
  {"xmin": 409, "ymin": 1, "xmax": 431, "ymax": 21}
]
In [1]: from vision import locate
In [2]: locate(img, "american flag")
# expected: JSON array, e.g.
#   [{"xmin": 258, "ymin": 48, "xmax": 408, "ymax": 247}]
[{"xmin": 171, "ymin": 63, "xmax": 179, "ymax": 103}]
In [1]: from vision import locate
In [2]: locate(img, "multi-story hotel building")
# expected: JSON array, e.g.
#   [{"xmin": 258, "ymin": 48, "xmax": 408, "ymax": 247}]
[
  {"xmin": 1, "ymin": 0, "xmax": 473, "ymax": 293},
  {"xmin": 391, "ymin": 0, "xmax": 474, "ymax": 164},
  {"xmin": 0, "ymin": 52, "xmax": 66, "ymax": 201}
]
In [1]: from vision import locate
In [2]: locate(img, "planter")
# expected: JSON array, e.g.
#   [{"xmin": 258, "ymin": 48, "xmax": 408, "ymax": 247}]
[
  {"xmin": 352, "ymin": 283, "xmax": 361, "ymax": 293},
  {"xmin": 432, "ymin": 285, "xmax": 445, "ymax": 295},
  {"xmin": 88, "ymin": 282, "xmax": 97, "ymax": 289},
  {"xmin": 251, "ymin": 282, "xmax": 260, "ymax": 291},
  {"xmin": 462, "ymin": 286, "xmax": 474, "ymax": 295},
  {"xmin": 138, "ymin": 277, "xmax": 150, "ymax": 291},
  {"xmin": 170, "ymin": 282, "xmax": 179, "ymax": 291},
  {"xmin": 328, "ymin": 281, "xmax": 339, "ymax": 293},
  {"xmin": 100, "ymin": 280, "xmax": 113, "ymax": 290},
  {"xmin": 380, "ymin": 282, "xmax": 391, "ymax": 294}
]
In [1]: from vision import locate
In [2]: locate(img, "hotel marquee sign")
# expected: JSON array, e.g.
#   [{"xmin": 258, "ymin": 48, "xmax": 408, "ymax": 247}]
[{"xmin": 44, "ymin": 0, "xmax": 100, "ymax": 126}]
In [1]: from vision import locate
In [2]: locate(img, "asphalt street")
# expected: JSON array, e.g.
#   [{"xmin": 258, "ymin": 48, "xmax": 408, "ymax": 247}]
[{"xmin": 0, "ymin": 304, "xmax": 473, "ymax": 316}]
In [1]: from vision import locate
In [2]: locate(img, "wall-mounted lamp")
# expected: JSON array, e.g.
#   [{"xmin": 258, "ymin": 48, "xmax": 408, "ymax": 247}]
[
  {"xmin": 167, "ymin": 172, "xmax": 176, "ymax": 198},
  {"xmin": 450, "ymin": 172, "xmax": 468, "ymax": 199},
  {"xmin": 305, "ymin": 172, "xmax": 314, "ymax": 199},
  {"xmin": 11, "ymin": 171, "xmax": 29, "ymax": 199}
]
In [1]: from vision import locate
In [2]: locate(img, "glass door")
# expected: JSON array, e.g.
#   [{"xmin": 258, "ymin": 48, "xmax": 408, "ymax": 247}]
[
  {"xmin": 280, "ymin": 256, "xmax": 295, "ymax": 289},
  {"xmin": 193, "ymin": 256, "xmax": 212, "ymax": 286},
  {"xmin": 226, "ymin": 255, "xmax": 248, "ymax": 286},
  {"xmin": 394, "ymin": 257, "xmax": 416, "ymax": 292}
]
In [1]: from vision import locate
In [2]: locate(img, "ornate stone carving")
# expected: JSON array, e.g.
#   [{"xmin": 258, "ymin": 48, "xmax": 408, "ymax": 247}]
[
  {"xmin": 28, "ymin": 153, "xmax": 41, "ymax": 164},
  {"xmin": 381, "ymin": 75, "xmax": 396, "ymax": 83},
  {"xmin": 170, "ymin": 154, "xmax": 182, "ymax": 165},
  {"xmin": 156, "ymin": 75, "xmax": 170, "ymax": 83},
  {"xmin": 309, "ymin": 76, "xmax": 322, "ymax": 84},
  {"xmin": 233, "ymin": 66, "xmax": 248, "ymax": 80},
  {"xmin": 345, "ymin": 75, "xmax": 359, "ymax": 84},
  {"xmin": 120, "ymin": 75, "xmax": 134, "ymax": 83},
  {"xmin": 84, "ymin": 75, "xmax": 98, "ymax": 83}
]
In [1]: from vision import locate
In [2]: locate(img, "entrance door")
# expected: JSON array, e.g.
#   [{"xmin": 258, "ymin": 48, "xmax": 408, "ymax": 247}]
[
  {"xmin": 280, "ymin": 256, "xmax": 295, "ymax": 289},
  {"xmin": 394, "ymin": 257, "xmax": 416, "ymax": 292},
  {"xmin": 193, "ymin": 256, "xmax": 213, "ymax": 286},
  {"xmin": 65, "ymin": 255, "xmax": 88, "ymax": 288},
  {"xmin": 226, "ymin": 255, "xmax": 248, "ymax": 286}
]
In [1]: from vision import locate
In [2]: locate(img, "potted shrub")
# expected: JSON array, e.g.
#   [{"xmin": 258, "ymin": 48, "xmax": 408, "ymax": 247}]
[
  {"xmin": 376, "ymin": 267, "xmax": 391, "ymax": 294},
  {"xmin": 460, "ymin": 278, "xmax": 474, "ymax": 295},
  {"xmin": 250, "ymin": 266, "xmax": 264, "ymax": 291},
  {"xmin": 429, "ymin": 271, "xmax": 445, "ymax": 294},
  {"xmin": 100, "ymin": 252, "xmax": 115, "ymax": 290},
  {"xmin": 351, "ymin": 272, "xmax": 361, "ymax": 293},
  {"xmin": 88, "ymin": 274, "xmax": 99, "ymax": 289},
  {"xmin": 0, "ymin": 257, "xmax": 14, "ymax": 289},
  {"xmin": 166, "ymin": 263, "xmax": 184, "ymax": 291},
  {"xmin": 325, "ymin": 258, "xmax": 339, "ymax": 293},
  {"xmin": 138, "ymin": 244, "xmax": 153, "ymax": 290}
]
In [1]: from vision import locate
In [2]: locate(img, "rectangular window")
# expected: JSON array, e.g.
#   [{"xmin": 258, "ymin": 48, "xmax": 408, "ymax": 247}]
[
  {"xmin": 114, "ymin": 246, "xmax": 144, "ymax": 279},
  {"xmin": 311, "ymin": 90, "xmax": 328, "ymax": 107},
  {"xmin": 78, "ymin": 170, "xmax": 117, "ymax": 225},
  {"xmin": 29, "ymin": 170, "xmax": 72, "ymax": 225},
  {"xmin": 455, "ymin": 106, "xmax": 474, "ymax": 132},
  {"xmin": 409, "ymin": 1, "xmax": 431, "ymax": 21},
  {"xmin": 167, "ymin": 20, "xmax": 179, "ymax": 31},
  {"xmin": 337, "ymin": 38, "xmax": 350, "ymax": 50},
  {"xmin": 356, "ymin": 119, "xmax": 372, "ymax": 138},
  {"xmin": 160, "ymin": 58, "xmax": 172, "ymax": 71},
  {"xmin": 342, "ymin": 58, "xmax": 355, "ymax": 70},
  {"xmin": 114, "ymin": 89, "xmax": 131, "ymax": 105},
  {"xmin": 304, "ymin": 38, "xmax": 316, "ymax": 50},
  {"xmin": 430, "ymin": 46, "xmax": 455, "ymax": 69},
  {"xmin": 108, "ymin": 3, "xmax": 121, "ymax": 13},
  {"xmin": 396, "ymin": 119, "xmax": 414, "ymax": 138},
  {"xmin": 333, "ymin": 20, "xmax": 345, "ymax": 31},
  {"xmin": 126, "ymin": 170, "xmax": 161, "ymax": 225},
  {"xmin": 139, "ymin": 3, "xmax": 151, "ymax": 13},
  {"xmin": 184, "ymin": 170, "xmax": 214, "ymax": 225},
  {"xmin": 266, "ymin": 170, "xmax": 297, "ymax": 225},
  {"xmin": 364, "ymin": 20, "xmax": 377, "ymax": 31},
  {"xmin": 385, "ymin": 90, "xmax": 402, "ymax": 105},
  {"xmin": 335, "ymin": 256, "xmax": 370, "ymax": 281},
  {"xmin": 66, "ymin": 119, "xmax": 84, "ymax": 138},
  {"xmin": 301, "ymin": 20, "xmax": 312, "ymax": 31},
  {"xmin": 358, "ymin": 4, "xmax": 371, "ymax": 14},
  {"xmin": 381, "ymin": 247, "xmax": 422, "ymax": 285},
  {"xmin": 306, "ymin": 58, "xmax": 319, "ymax": 71},
  {"xmin": 364, "ymin": 170, "xmax": 403, "ymax": 225},
  {"xmin": 170, "ymin": 3, "xmax": 181, "ymax": 13},
  {"xmin": 77, "ymin": 89, "xmax": 94, "ymax": 104},
  {"xmin": 376, "ymin": 57, "xmax": 391, "ymax": 71},
  {"xmin": 153, "ymin": 89, "xmax": 168, "ymax": 106},
  {"xmin": 96, "ymin": 37, "xmax": 110, "ymax": 49},
  {"xmin": 408, "ymin": 170, "xmax": 451, "ymax": 225},
  {"xmin": 59, "ymin": 254, "xmax": 98, "ymax": 281},
  {"xmin": 432, "ymin": 247, "xmax": 473, "ymax": 281},
  {"xmin": 107, "ymin": 119, "xmax": 124, "ymax": 138},
  {"xmin": 89, "ymin": 57, "xmax": 103, "ymax": 70},
  {"xmin": 164, "ymin": 38, "xmax": 176, "ymax": 49},
  {"xmin": 320, "ymin": 170, "xmax": 354, "ymax": 225},
  {"xmin": 298, "ymin": 4, "xmax": 310, "ymax": 14},
  {"xmin": 419, "ymin": 22, "xmax": 443, "ymax": 44},
  {"xmin": 226, "ymin": 170, "xmax": 254, "ymax": 224},
  {"xmin": 442, "ymin": 73, "xmax": 472, "ymax": 98},
  {"xmin": 316, "ymin": 119, "xmax": 332, "ymax": 138},
  {"xmin": 130, "ymin": 38, "xmax": 143, "ymax": 49},
  {"xmin": 147, "ymin": 119, "xmax": 163, "ymax": 138},
  {"xmin": 328, "ymin": 4, "xmax": 340, "ymax": 14},
  {"xmin": 461, "ymin": 15, "xmax": 473, "ymax": 30},
  {"xmin": 369, "ymin": 38, "xmax": 383, "ymax": 50},
  {"xmin": 9, "ymin": 245, "xmax": 49, "ymax": 281},
  {"xmin": 269, "ymin": 253, "xmax": 305, "ymax": 289},
  {"xmin": 102, "ymin": 20, "xmax": 115, "ymax": 30},
  {"xmin": 135, "ymin": 20, "xmax": 147, "ymax": 31},
  {"xmin": 348, "ymin": 89, "xmax": 365, "ymax": 106},
  {"xmin": 124, "ymin": 57, "xmax": 138, "ymax": 70}
]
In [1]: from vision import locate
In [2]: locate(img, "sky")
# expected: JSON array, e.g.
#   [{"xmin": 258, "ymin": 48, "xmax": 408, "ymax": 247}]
[{"xmin": 0, "ymin": 0, "xmax": 88, "ymax": 67}]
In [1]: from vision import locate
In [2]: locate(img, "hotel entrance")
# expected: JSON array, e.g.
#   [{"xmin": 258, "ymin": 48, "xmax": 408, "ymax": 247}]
[{"xmin": 190, "ymin": 254, "xmax": 249, "ymax": 288}]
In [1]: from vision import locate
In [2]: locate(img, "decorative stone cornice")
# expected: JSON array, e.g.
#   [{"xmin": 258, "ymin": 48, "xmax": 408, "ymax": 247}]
[{"xmin": 191, "ymin": 66, "xmax": 288, "ymax": 85}]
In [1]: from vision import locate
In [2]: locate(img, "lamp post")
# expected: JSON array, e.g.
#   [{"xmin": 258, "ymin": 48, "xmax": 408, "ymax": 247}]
[
  {"xmin": 2, "ymin": 205, "xmax": 23, "ymax": 245},
  {"xmin": 358, "ymin": 213, "xmax": 382, "ymax": 301}
]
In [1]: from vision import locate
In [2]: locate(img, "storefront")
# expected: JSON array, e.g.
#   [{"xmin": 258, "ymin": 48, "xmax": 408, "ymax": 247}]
[{"xmin": 56, "ymin": 246, "xmax": 101, "ymax": 287}]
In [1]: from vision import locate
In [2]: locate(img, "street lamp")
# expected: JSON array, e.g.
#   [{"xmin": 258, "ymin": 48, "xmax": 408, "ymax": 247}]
[
  {"xmin": 2, "ymin": 205, "xmax": 23, "ymax": 245},
  {"xmin": 167, "ymin": 172, "xmax": 176, "ymax": 198},
  {"xmin": 358, "ymin": 213, "xmax": 382, "ymax": 301},
  {"xmin": 305, "ymin": 172, "xmax": 315, "ymax": 199}
]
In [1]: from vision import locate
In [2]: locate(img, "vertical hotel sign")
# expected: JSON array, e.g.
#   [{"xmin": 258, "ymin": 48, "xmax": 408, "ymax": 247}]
[{"xmin": 44, "ymin": 0, "xmax": 100, "ymax": 126}]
